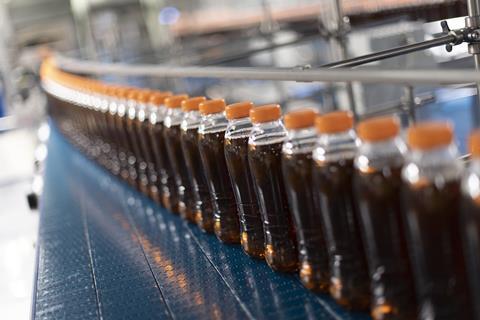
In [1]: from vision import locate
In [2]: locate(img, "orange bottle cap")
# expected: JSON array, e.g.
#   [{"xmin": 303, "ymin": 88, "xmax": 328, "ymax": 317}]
[
  {"xmin": 182, "ymin": 96, "xmax": 207, "ymax": 112},
  {"xmin": 315, "ymin": 111, "xmax": 354, "ymax": 134},
  {"xmin": 249, "ymin": 104, "xmax": 282, "ymax": 123},
  {"xmin": 136, "ymin": 90, "xmax": 152, "ymax": 104},
  {"xmin": 127, "ymin": 89, "xmax": 139, "ymax": 100},
  {"xmin": 225, "ymin": 102, "xmax": 254, "ymax": 120},
  {"xmin": 150, "ymin": 91, "xmax": 172, "ymax": 105},
  {"xmin": 199, "ymin": 99, "xmax": 226, "ymax": 115},
  {"xmin": 407, "ymin": 122, "xmax": 454, "ymax": 150},
  {"xmin": 469, "ymin": 130, "xmax": 480, "ymax": 158},
  {"xmin": 284, "ymin": 108, "xmax": 318, "ymax": 130},
  {"xmin": 165, "ymin": 94, "xmax": 189, "ymax": 108},
  {"xmin": 357, "ymin": 116, "xmax": 400, "ymax": 142}
]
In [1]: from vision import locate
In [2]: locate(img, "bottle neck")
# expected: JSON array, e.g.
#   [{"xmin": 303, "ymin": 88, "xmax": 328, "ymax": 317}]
[
  {"xmin": 149, "ymin": 103, "xmax": 167, "ymax": 124},
  {"xmin": 355, "ymin": 136, "xmax": 407, "ymax": 172},
  {"xmin": 181, "ymin": 110, "xmax": 202, "ymax": 131},
  {"xmin": 164, "ymin": 108, "xmax": 184, "ymax": 128},
  {"xmin": 199, "ymin": 112, "xmax": 228, "ymax": 134},
  {"xmin": 225, "ymin": 117, "xmax": 252, "ymax": 139},
  {"xmin": 136, "ymin": 103, "xmax": 148, "ymax": 121},
  {"xmin": 313, "ymin": 129, "xmax": 358, "ymax": 163},
  {"xmin": 127, "ymin": 99, "xmax": 138, "ymax": 120},
  {"xmin": 402, "ymin": 143, "xmax": 463, "ymax": 185},
  {"xmin": 282, "ymin": 126, "xmax": 317, "ymax": 155},
  {"xmin": 248, "ymin": 119, "xmax": 288, "ymax": 146},
  {"xmin": 463, "ymin": 158, "xmax": 480, "ymax": 199}
]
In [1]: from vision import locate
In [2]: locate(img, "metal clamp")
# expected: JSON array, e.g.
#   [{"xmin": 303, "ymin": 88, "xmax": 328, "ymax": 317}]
[{"xmin": 441, "ymin": 20, "xmax": 480, "ymax": 53}]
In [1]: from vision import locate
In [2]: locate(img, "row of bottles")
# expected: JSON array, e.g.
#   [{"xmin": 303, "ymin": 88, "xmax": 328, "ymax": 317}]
[{"xmin": 41, "ymin": 60, "xmax": 480, "ymax": 320}]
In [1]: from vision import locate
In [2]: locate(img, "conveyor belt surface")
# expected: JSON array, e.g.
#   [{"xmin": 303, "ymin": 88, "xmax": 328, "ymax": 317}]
[{"xmin": 32, "ymin": 124, "xmax": 370, "ymax": 320}]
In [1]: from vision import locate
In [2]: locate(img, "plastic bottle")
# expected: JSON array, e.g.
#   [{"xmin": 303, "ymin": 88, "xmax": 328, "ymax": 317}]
[
  {"xmin": 147, "ymin": 92, "xmax": 179, "ymax": 212},
  {"xmin": 164, "ymin": 94, "xmax": 197, "ymax": 222},
  {"xmin": 282, "ymin": 108, "xmax": 329, "ymax": 290},
  {"xmin": 181, "ymin": 96, "xmax": 215, "ymax": 232},
  {"xmin": 462, "ymin": 130, "xmax": 480, "ymax": 319},
  {"xmin": 355, "ymin": 116, "xmax": 416, "ymax": 319},
  {"xmin": 126, "ymin": 89, "xmax": 148, "ymax": 190},
  {"xmin": 198, "ymin": 99, "xmax": 240, "ymax": 243},
  {"xmin": 312, "ymin": 110, "xmax": 370, "ymax": 310},
  {"xmin": 248, "ymin": 104, "xmax": 298, "ymax": 272},
  {"xmin": 403, "ymin": 122, "xmax": 471, "ymax": 319},
  {"xmin": 133, "ymin": 89, "xmax": 162, "ymax": 199},
  {"xmin": 224, "ymin": 101, "xmax": 265, "ymax": 258}
]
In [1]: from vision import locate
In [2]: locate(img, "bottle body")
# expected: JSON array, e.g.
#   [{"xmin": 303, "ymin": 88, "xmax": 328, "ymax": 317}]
[
  {"xmin": 462, "ymin": 159, "xmax": 480, "ymax": 319},
  {"xmin": 312, "ymin": 130, "xmax": 370, "ymax": 310},
  {"xmin": 164, "ymin": 108, "xmax": 197, "ymax": 222},
  {"xmin": 134, "ymin": 102, "xmax": 160, "ymax": 200},
  {"xmin": 282, "ymin": 127, "xmax": 329, "ymax": 291},
  {"xmin": 403, "ymin": 145, "xmax": 471, "ymax": 319},
  {"xmin": 147, "ymin": 107, "xmax": 179, "ymax": 213},
  {"xmin": 225, "ymin": 117, "xmax": 265, "ymax": 258},
  {"xmin": 199, "ymin": 113, "xmax": 240, "ymax": 243},
  {"xmin": 116, "ymin": 98, "xmax": 139, "ymax": 186},
  {"xmin": 181, "ymin": 111, "xmax": 215, "ymax": 232},
  {"xmin": 126, "ymin": 100, "xmax": 147, "ymax": 190},
  {"xmin": 248, "ymin": 120, "xmax": 298, "ymax": 272},
  {"xmin": 355, "ymin": 137, "xmax": 416, "ymax": 319}
]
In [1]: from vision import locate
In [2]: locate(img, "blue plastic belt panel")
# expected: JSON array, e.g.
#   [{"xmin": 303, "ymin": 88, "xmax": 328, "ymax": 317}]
[{"xmin": 33, "ymin": 125, "xmax": 370, "ymax": 320}]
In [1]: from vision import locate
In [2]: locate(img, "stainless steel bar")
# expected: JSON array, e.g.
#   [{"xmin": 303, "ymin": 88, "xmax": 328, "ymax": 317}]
[
  {"xmin": 54, "ymin": 54, "xmax": 480, "ymax": 85},
  {"xmin": 403, "ymin": 85, "xmax": 416, "ymax": 124},
  {"xmin": 468, "ymin": 0, "xmax": 480, "ymax": 16},
  {"xmin": 322, "ymin": 35, "xmax": 456, "ymax": 68},
  {"xmin": 467, "ymin": 0, "xmax": 480, "ymax": 126}
]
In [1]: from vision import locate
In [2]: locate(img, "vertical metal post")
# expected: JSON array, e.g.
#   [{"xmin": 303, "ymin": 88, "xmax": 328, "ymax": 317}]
[
  {"xmin": 328, "ymin": 0, "xmax": 357, "ymax": 118},
  {"xmin": 466, "ymin": 0, "xmax": 480, "ymax": 126},
  {"xmin": 403, "ymin": 85, "xmax": 416, "ymax": 124}
]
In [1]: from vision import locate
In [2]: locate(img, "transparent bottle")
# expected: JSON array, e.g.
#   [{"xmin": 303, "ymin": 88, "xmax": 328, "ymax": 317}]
[
  {"xmin": 133, "ymin": 89, "xmax": 160, "ymax": 197},
  {"xmin": 114, "ymin": 87, "xmax": 138, "ymax": 186},
  {"xmin": 355, "ymin": 116, "xmax": 416, "ymax": 319},
  {"xmin": 462, "ymin": 130, "xmax": 480, "ymax": 319},
  {"xmin": 106, "ymin": 86, "xmax": 129, "ymax": 180},
  {"xmin": 224, "ymin": 102, "xmax": 264, "ymax": 258},
  {"xmin": 181, "ymin": 96, "xmax": 215, "ymax": 232},
  {"xmin": 403, "ymin": 122, "xmax": 471, "ymax": 319},
  {"xmin": 164, "ymin": 94, "xmax": 196, "ymax": 222},
  {"xmin": 147, "ymin": 92, "xmax": 179, "ymax": 212},
  {"xmin": 312, "ymin": 110, "xmax": 370, "ymax": 310},
  {"xmin": 281, "ymin": 108, "xmax": 329, "ymax": 291},
  {"xmin": 198, "ymin": 99, "xmax": 240, "ymax": 243},
  {"xmin": 126, "ymin": 89, "xmax": 148, "ymax": 190},
  {"xmin": 248, "ymin": 104, "xmax": 298, "ymax": 272}
]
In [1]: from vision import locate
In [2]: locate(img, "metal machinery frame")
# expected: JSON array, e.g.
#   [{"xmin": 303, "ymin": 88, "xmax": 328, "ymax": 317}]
[{"xmin": 53, "ymin": 0, "xmax": 480, "ymax": 126}]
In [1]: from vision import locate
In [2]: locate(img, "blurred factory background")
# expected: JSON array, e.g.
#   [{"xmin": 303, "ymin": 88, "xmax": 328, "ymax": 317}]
[{"xmin": 0, "ymin": 0, "xmax": 477, "ymax": 319}]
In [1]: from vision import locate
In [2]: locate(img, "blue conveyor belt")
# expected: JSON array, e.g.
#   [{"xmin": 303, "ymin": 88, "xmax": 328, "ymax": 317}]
[{"xmin": 32, "ymin": 124, "xmax": 371, "ymax": 320}]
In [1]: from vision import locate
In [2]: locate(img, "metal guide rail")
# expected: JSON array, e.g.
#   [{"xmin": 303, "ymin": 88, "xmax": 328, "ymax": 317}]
[{"xmin": 33, "ymin": 123, "xmax": 370, "ymax": 320}]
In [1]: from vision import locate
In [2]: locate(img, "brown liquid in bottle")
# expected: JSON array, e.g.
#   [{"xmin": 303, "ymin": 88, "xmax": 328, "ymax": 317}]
[
  {"xmin": 225, "ymin": 136, "xmax": 264, "ymax": 258},
  {"xmin": 164, "ymin": 125, "xmax": 196, "ymax": 222},
  {"xmin": 115, "ymin": 106, "xmax": 138, "ymax": 186},
  {"xmin": 199, "ymin": 131, "xmax": 240, "ymax": 243},
  {"xmin": 313, "ymin": 158, "xmax": 370, "ymax": 311},
  {"xmin": 125, "ymin": 110, "xmax": 147, "ymax": 190},
  {"xmin": 181, "ymin": 128, "xmax": 214, "ymax": 232},
  {"xmin": 249, "ymin": 142, "xmax": 298, "ymax": 272},
  {"xmin": 283, "ymin": 152, "xmax": 329, "ymax": 291},
  {"xmin": 356, "ymin": 167, "xmax": 416, "ymax": 319},
  {"xmin": 405, "ymin": 180, "xmax": 472, "ymax": 319},
  {"xmin": 462, "ymin": 195, "xmax": 480, "ymax": 319},
  {"xmin": 134, "ymin": 115, "xmax": 160, "ymax": 202},
  {"xmin": 148, "ymin": 119, "xmax": 179, "ymax": 213}
]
